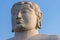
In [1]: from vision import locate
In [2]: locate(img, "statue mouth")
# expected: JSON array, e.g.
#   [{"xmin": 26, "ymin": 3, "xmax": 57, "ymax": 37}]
[
  {"xmin": 16, "ymin": 20, "xmax": 24, "ymax": 24},
  {"xmin": 17, "ymin": 22, "xmax": 21, "ymax": 24}
]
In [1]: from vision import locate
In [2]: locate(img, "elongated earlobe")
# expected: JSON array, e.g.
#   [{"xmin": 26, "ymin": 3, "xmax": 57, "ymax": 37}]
[
  {"xmin": 12, "ymin": 28, "xmax": 14, "ymax": 32},
  {"xmin": 37, "ymin": 18, "xmax": 42, "ymax": 29},
  {"xmin": 38, "ymin": 20, "xmax": 42, "ymax": 29},
  {"xmin": 37, "ymin": 12, "xmax": 42, "ymax": 29}
]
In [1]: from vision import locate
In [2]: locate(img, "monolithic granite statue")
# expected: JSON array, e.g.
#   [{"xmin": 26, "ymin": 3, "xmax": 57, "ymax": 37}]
[{"xmin": 8, "ymin": 2, "xmax": 60, "ymax": 40}]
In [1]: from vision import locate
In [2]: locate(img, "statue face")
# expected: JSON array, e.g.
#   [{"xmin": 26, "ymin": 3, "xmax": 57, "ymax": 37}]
[{"xmin": 12, "ymin": 4, "xmax": 37, "ymax": 32}]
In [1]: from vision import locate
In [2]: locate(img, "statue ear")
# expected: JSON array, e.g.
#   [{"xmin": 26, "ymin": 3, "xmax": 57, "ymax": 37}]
[
  {"xmin": 37, "ymin": 12, "xmax": 42, "ymax": 29},
  {"xmin": 12, "ymin": 28, "xmax": 14, "ymax": 32}
]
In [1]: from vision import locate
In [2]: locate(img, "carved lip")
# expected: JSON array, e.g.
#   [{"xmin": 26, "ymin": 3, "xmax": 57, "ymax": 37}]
[
  {"xmin": 17, "ymin": 22, "xmax": 21, "ymax": 24},
  {"xmin": 16, "ymin": 20, "xmax": 24, "ymax": 24}
]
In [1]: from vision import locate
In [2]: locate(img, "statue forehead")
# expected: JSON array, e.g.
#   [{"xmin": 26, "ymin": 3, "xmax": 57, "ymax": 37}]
[
  {"xmin": 11, "ymin": 4, "xmax": 35, "ymax": 14},
  {"xmin": 13, "ymin": 4, "xmax": 30, "ymax": 9}
]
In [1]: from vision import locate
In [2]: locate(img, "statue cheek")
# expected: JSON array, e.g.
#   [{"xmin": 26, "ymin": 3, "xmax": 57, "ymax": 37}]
[{"xmin": 22, "ymin": 16, "xmax": 29, "ymax": 23}]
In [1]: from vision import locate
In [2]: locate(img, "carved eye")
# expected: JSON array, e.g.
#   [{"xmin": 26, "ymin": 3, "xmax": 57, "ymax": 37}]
[
  {"xmin": 12, "ymin": 10, "xmax": 19, "ymax": 15},
  {"xmin": 21, "ymin": 10, "xmax": 28, "ymax": 13}
]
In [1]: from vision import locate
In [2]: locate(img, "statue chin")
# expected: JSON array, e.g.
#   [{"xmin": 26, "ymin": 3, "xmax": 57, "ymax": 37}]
[
  {"xmin": 15, "ymin": 26, "xmax": 28, "ymax": 32},
  {"xmin": 12, "ymin": 25, "xmax": 31, "ymax": 32},
  {"xmin": 12, "ymin": 24, "xmax": 36, "ymax": 32}
]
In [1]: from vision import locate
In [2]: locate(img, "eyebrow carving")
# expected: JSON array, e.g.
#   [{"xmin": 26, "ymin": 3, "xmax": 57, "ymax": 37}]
[{"xmin": 22, "ymin": 7, "xmax": 33, "ymax": 12}]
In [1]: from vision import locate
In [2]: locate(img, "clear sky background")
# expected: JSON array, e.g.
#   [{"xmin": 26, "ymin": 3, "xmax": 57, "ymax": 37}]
[{"xmin": 0, "ymin": 0, "xmax": 60, "ymax": 40}]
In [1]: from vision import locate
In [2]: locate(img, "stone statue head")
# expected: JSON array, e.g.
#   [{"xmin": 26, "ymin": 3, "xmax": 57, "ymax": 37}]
[{"xmin": 11, "ymin": 2, "xmax": 42, "ymax": 32}]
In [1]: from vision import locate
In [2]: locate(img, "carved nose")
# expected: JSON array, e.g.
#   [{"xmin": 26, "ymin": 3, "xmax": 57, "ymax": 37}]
[
  {"xmin": 16, "ymin": 17, "xmax": 21, "ymax": 19},
  {"xmin": 16, "ymin": 12, "xmax": 22, "ymax": 19}
]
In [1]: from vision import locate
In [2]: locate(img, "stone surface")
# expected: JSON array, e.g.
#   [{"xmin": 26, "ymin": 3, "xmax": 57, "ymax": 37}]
[
  {"xmin": 8, "ymin": 34, "xmax": 60, "ymax": 40},
  {"xmin": 8, "ymin": 2, "xmax": 60, "ymax": 40}
]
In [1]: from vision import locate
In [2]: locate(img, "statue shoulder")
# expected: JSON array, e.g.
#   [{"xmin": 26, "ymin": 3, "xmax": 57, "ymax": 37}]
[
  {"xmin": 29, "ymin": 34, "xmax": 48, "ymax": 40},
  {"xmin": 7, "ymin": 37, "xmax": 14, "ymax": 40},
  {"xmin": 31, "ymin": 34, "xmax": 60, "ymax": 40},
  {"xmin": 48, "ymin": 35, "xmax": 60, "ymax": 40}
]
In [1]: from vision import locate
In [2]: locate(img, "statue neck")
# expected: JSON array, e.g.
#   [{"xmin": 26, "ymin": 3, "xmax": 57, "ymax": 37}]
[{"xmin": 15, "ymin": 29, "xmax": 39, "ymax": 39}]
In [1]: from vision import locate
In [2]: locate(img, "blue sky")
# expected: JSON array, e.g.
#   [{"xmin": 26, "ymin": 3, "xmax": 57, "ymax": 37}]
[{"xmin": 0, "ymin": 0, "xmax": 60, "ymax": 40}]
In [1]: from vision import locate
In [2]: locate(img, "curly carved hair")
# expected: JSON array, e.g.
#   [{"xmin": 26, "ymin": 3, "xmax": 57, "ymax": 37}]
[{"xmin": 11, "ymin": 2, "xmax": 42, "ymax": 17}]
